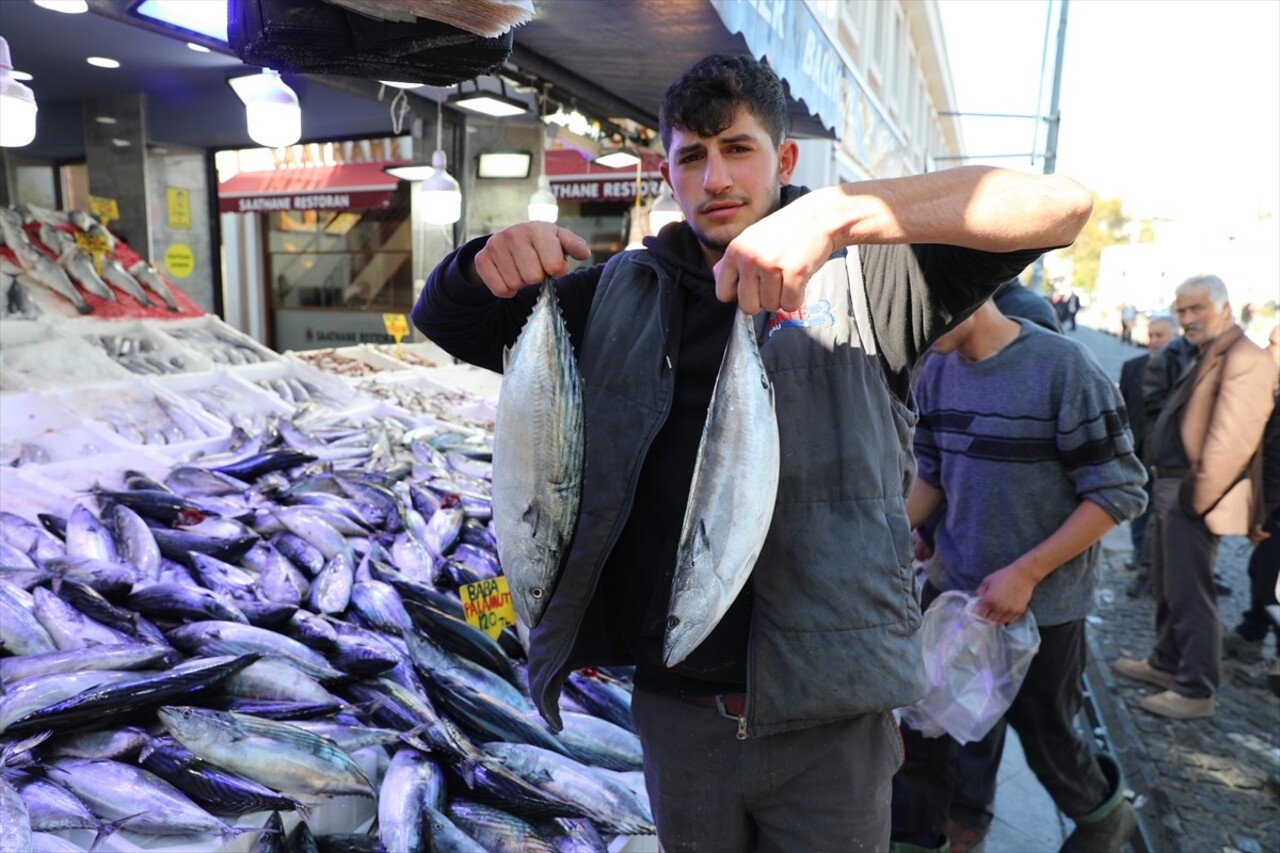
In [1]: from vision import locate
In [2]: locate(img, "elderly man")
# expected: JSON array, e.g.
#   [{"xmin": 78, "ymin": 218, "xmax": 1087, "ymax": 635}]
[
  {"xmin": 1120, "ymin": 315, "xmax": 1178, "ymax": 592},
  {"xmin": 1114, "ymin": 275, "xmax": 1278, "ymax": 718}
]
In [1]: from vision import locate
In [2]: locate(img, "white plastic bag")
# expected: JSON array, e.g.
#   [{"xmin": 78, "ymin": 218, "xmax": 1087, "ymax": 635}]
[{"xmin": 899, "ymin": 590, "xmax": 1041, "ymax": 744}]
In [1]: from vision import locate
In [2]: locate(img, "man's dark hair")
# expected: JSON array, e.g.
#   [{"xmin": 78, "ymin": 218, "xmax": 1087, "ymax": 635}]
[{"xmin": 659, "ymin": 54, "xmax": 789, "ymax": 152}]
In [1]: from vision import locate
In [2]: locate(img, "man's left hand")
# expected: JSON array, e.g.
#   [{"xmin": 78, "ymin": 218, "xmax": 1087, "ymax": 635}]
[
  {"xmin": 975, "ymin": 564, "xmax": 1037, "ymax": 624},
  {"xmin": 712, "ymin": 192, "xmax": 834, "ymax": 315}
]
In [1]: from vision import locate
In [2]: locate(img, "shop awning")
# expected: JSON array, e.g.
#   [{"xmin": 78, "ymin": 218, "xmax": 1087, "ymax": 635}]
[
  {"xmin": 544, "ymin": 149, "xmax": 665, "ymax": 203},
  {"xmin": 217, "ymin": 161, "xmax": 406, "ymax": 213}
]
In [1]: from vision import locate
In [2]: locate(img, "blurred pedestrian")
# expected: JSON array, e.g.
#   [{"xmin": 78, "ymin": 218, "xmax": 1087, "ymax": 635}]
[
  {"xmin": 1121, "ymin": 315, "xmax": 1177, "ymax": 588},
  {"xmin": 1114, "ymin": 275, "xmax": 1278, "ymax": 719},
  {"xmin": 1065, "ymin": 291, "xmax": 1081, "ymax": 330},
  {"xmin": 994, "ymin": 277, "xmax": 1062, "ymax": 333},
  {"xmin": 891, "ymin": 297, "xmax": 1147, "ymax": 853},
  {"xmin": 1120, "ymin": 303, "xmax": 1138, "ymax": 344}
]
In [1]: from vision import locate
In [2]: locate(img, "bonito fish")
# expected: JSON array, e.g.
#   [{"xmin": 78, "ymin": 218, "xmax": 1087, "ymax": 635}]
[
  {"xmin": 664, "ymin": 308, "xmax": 779, "ymax": 668},
  {"xmin": 491, "ymin": 278, "xmax": 584, "ymax": 628}
]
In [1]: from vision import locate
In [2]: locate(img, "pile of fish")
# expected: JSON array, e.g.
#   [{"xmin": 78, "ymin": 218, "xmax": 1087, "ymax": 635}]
[
  {"xmin": 0, "ymin": 204, "xmax": 180, "ymax": 317},
  {"xmin": 0, "ymin": 405, "xmax": 654, "ymax": 851},
  {"xmin": 165, "ymin": 326, "xmax": 277, "ymax": 367}
]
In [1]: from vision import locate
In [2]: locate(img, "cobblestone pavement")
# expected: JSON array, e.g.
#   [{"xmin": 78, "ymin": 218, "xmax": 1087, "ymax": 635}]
[{"xmin": 1068, "ymin": 316, "xmax": 1279, "ymax": 853}]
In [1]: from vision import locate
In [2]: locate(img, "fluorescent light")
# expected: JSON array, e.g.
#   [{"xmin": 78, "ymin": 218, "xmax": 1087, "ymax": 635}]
[
  {"xmin": 380, "ymin": 81, "xmax": 424, "ymax": 89},
  {"xmin": 594, "ymin": 149, "xmax": 641, "ymax": 169},
  {"xmin": 187, "ymin": 42, "xmax": 211, "ymax": 53},
  {"xmin": 133, "ymin": 0, "xmax": 229, "ymax": 43},
  {"xmin": 447, "ymin": 88, "xmax": 528, "ymax": 118},
  {"xmin": 476, "ymin": 151, "xmax": 531, "ymax": 179},
  {"xmin": 34, "ymin": 1, "xmax": 88, "ymax": 13},
  {"xmin": 10, "ymin": 70, "xmax": 32, "ymax": 81},
  {"xmin": 94, "ymin": 115, "xmax": 118, "ymax": 124},
  {"xmin": 87, "ymin": 57, "xmax": 122, "ymax": 69},
  {"xmin": 383, "ymin": 163, "xmax": 437, "ymax": 182},
  {"xmin": 110, "ymin": 138, "xmax": 132, "ymax": 148}
]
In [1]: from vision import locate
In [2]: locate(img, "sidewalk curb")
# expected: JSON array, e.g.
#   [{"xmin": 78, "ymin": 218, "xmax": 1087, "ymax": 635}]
[{"xmin": 1084, "ymin": 628, "xmax": 1173, "ymax": 853}]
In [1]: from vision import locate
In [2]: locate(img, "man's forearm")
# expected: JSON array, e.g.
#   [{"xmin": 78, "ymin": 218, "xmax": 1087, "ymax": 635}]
[
  {"xmin": 1008, "ymin": 499, "xmax": 1116, "ymax": 584},
  {"xmin": 815, "ymin": 166, "xmax": 1093, "ymax": 253},
  {"xmin": 907, "ymin": 478, "xmax": 945, "ymax": 529}
]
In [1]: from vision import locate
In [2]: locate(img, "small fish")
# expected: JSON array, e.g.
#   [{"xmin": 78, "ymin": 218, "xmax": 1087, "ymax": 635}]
[
  {"xmin": 101, "ymin": 257, "xmax": 155, "ymax": 307},
  {"xmin": 61, "ymin": 248, "xmax": 115, "ymax": 300},
  {"xmin": 128, "ymin": 260, "xmax": 180, "ymax": 311}
]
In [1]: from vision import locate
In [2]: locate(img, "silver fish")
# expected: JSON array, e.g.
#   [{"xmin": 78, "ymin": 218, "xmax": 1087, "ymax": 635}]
[
  {"xmin": 32, "ymin": 587, "xmax": 131, "ymax": 650},
  {"xmin": 61, "ymin": 248, "xmax": 115, "ymax": 300},
  {"xmin": 158, "ymin": 706, "xmax": 375, "ymax": 798},
  {"xmin": 17, "ymin": 248, "xmax": 90, "ymax": 314},
  {"xmin": 378, "ymin": 748, "xmax": 448, "ymax": 853},
  {"xmin": 491, "ymin": 278, "xmax": 584, "ymax": 628},
  {"xmin": 37, "ymin": 223, "xmax": 76, "ymax": 258},
  {"xmin": 0, "ymin": 670, "xmax": 137, "ymax": 734},
  {"xmin": 0, "ymin": 776, "xmax": 31, "ymax": 853},
  {"xmin": 15, "ymin": 776, "xmax": 100, "ymax": 831},
  {"xmin": 664, "ymin": 308, "xmax": 779, "ymax": 668},
  {"xmin": 128, "ymin": 260, "xmax": 180, "ymax": 311},
  {"xmin": 45, "ymin": 757, "xmax": 230, "ymax": 837},
  {"xmin": 0, "ymin": 584, "xmax": 57, "ymax": 656},
  {"xmin": 101, "ymin": 257, "xmax": 155, "ymax": 307},
  {"xmin": 0, "ymin": 643, "xmax": 172, "ymax": 685}
]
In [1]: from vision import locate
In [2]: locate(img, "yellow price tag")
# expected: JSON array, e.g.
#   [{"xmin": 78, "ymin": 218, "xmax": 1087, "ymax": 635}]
[
  {"xmin": 382, "ymin": 313, "xmax": 410, "ymax": 360},
  {"xmin": 89, "ymin": 195, "xmax": 120, "ymax": 226},
  {"xmin": 74, "ymin": 232, "xmax": 112, "ymax": 273},
  {"xmin": 460, "ymin": 576, "xmax": 517, "ymax": 639}
]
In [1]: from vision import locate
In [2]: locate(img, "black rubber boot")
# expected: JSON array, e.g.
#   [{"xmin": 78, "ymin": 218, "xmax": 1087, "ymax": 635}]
[{"xmin": 1060, "ymin": 752, "xmax": 1137, "ymax": 853}]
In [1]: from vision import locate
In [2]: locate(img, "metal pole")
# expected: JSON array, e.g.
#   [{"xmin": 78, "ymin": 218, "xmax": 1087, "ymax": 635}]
[{"xmin": 1032, "ymin": 0, "xmax": 1070, "ymax": 295}]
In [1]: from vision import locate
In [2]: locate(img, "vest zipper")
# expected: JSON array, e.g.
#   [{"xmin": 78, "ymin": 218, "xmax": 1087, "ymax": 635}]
[{"xmin": 736, "ymin": 714, "xmax": 748, "ymax": 740}]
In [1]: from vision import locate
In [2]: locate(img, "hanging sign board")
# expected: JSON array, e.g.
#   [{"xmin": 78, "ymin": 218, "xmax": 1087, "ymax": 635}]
[
  {"xmin": 167, "ymin": 188, "xmax": 192, "ymax": 229},
  {"xmin": 89, "ymin": 195, "xmax": 120, "ymax": 226}
]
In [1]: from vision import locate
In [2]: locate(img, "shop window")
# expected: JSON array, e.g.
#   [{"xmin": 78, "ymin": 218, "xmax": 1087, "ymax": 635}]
[{"xmin": 264, "ymin": 185, "xmax": 412, "ymax": 312}]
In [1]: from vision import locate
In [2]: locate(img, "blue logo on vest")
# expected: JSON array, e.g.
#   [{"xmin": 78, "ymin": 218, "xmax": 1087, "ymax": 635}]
[{"xmin": 766, "ymin": 299, "xmax": 835, "ymax": 338}]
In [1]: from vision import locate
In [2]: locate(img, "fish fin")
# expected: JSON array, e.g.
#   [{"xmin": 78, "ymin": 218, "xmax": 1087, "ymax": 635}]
[
  {"xmin": 293, "ymin": 801, "xmax": 317, "ymax": 823},
  {"xmin": 91, "ymin": 812, "xmax": 149, "ymax": 852},
  {"xmin": 0, "ymin": 729, "xmax": 52, "ymax": 767},
  {"xmin": 502, "ymin": 345, "xmax": 511, "ymax": 371},
  {"xmin": 520, "ymin": 501, "xmax": 541, "ymax": 535}
]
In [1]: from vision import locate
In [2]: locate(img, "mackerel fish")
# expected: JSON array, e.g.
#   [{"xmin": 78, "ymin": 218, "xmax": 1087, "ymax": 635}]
[
  {"xmin": 664, "ymin": 308, "xmax": 779, "ymax": 668},
  {"xmin": 491, "ymin": 277, "xmax": 584, "ymax": 628}
]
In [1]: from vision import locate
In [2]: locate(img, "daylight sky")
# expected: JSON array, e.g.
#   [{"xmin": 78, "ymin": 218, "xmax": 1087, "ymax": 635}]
[{"xmin": 937, "ymin": 0, "xmax": 1280, "ymax": 229}]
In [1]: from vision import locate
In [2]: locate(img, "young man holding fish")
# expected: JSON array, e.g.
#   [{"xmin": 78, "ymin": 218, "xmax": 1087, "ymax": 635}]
[{"xmin": 414, "ymin": 53, "xmax": 1092, "ymax": 851}]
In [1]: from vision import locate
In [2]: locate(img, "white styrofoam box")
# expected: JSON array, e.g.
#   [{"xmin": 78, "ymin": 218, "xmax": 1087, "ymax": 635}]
[
  {"xmin": 418, "ymin": 363, "xmax": 503, "ymax": 401},
  {"xmin": 0, "ymin": 317, "xmax": 58, "ymax": 349},
  {"xmin": 34, "ymin": 446, "xmax": 176, "ymax": 496},
  {"xmin": 48, "ymin": 378, "xmax": 232, "ymax": 454},
  {"xmin": 286, "ymin": 344, "xmax": 412, "ymax": 381},
  {"xmin": 0, "ymin": 465, "xmax": 75, "ymax": 524},
  {"xmin": 0, "ymin": 389, "xmax": 135, "ymax": 463},
  {"xmin": 367, "ymin": 339, "xmax": 455, "ymax": 370},
  {"xmin": 0, "ymin": 330, "xmax": 133, "ymax": 389},
  {"xmin": 354, "ymin": 369, "xmax": 496, "ymax": 431},
  {"xmin": 236, "ymin": 360, "xmax": 362, "ymax": 410},
  {"xmin": 154, "ymin": 314, "xmax": 285, "ymax": 368},
  {"xmin": 62, "ymin": 317, "xmax": 216, "ymax": 376},
  {"xmin": 153, "ymin": 369, "xmax": 296, "ymax": 433}
]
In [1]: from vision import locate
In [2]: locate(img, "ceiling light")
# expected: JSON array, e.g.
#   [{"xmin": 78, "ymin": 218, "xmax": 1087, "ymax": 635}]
[
  {"xmin": 187, "ymin": 42, "xmax": 211, "ymax": 53},
  {"xmin": 476, "ymin": 151, "xmax": 531, "ymax": 179},
  {"xmin": 421, "ymin": 107, "xmax": 461, "ymax": 225},
  {"xmin": 594, "ymin": 149, "xmax": 641, "ymax": 169},
  {"xmin": 528, "ymin": 174, "xmax": 558, "ymax": 223},
  {"xmin": 382, "ymin": 163, "xmax": 437, "ymax": 182},
  {"xmin": 95, "ymin": 115, "xmax": 118, "ymax": 124},
  {"xmin": 649, "ymin": 182, "xmax": 684, "ymax": 233},
  {"xmin": 0, "ymin": 37, "xmax": 37, "ymax": 148},
  {"xmin": 380, "ymin": 81, "xmax": 424, "ymax": 89},
  {"xmin": 110, "ymin": 138, "xmax": 132, "ymax": 147},
  {"xmin": 228, "ymin": 69, "xmax": 301, "ymax": 149},
  {"xmin": 10, "ymin": 70, "xmax": 32, "ymax": 81},
  {"xmin": 33, "ymin": 1, "xmax": 88, "ymax": 13},
  {"xmin": 86, "ymin": 57, "xmax": 122, "ymax": 69},
  {"xmin": 447, "ymin": 81, "xmax": 528, "ymax": 118}
]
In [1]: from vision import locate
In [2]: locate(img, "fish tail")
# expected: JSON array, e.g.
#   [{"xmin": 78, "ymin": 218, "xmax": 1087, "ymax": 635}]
[{"xmin": 91, "ymin": 812, "xmax": 149, "ymax": 852}]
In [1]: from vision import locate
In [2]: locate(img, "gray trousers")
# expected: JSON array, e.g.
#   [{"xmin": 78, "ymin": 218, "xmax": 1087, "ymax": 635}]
[
  {"xmin": 1148, "ymin": 477, "xmax": 1221, "ymax": 698},
  {"xmin": 631, "ymin": 688, "xmax": 903, "ymax": 852}
]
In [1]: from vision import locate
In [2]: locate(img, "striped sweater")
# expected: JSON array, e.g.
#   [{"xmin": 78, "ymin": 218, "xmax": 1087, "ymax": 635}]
[{"xmin": 914, "ymin": 320, "xmax": 1148, "ymax": 625}]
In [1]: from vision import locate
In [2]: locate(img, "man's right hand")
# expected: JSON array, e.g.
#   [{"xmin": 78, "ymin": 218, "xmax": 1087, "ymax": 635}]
[{"xmin": 469, "ymin": 222, "xmax": 591, "ymax": 298}]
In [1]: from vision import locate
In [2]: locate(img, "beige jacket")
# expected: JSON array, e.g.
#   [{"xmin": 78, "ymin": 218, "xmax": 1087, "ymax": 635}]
[{"xmin": 1171, "ymin": 324, "xmax": 1278, "ymax": 534}]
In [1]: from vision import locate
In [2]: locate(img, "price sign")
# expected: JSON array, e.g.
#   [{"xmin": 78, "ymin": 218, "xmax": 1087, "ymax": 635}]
[
  {"xmin": 383, "ymin": 312, "xmax": 410, "ymax": 360},
  {"xmin": 460, "ymin": 576, "xmax": 517, "ymax": 639},
  {"xmin": 164, "ymin": 244, "xmax": 195, "ymax": 279},
  {"xmin": 167, "ymin": 188, "xmax": 191, "ymax": 230},
  {"xmin": 89, "ymin": 195, "xmax": 119, "ymax": 226},
  {"xmin": 74, "ymin": 231, "xmax": 112, "ymax": 272}
]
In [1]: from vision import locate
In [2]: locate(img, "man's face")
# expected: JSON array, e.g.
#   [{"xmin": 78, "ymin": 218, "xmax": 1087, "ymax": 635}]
[
  {"xmin": 660, "ymin": 109, "xmax": 797, "ymax": 258},
  {"xmin": 1146, "ymin": 320, "xmax": 1175, "ymax": 353},
  {"xmin": 1174, "ymin": 286, "xmax": 1232, "ymax": 349}
]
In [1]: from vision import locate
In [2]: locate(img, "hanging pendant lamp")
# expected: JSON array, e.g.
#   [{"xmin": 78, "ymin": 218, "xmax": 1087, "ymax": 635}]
[{"xmin": 420, "ymin": 105, "xmax": 461, "ymax": 225}]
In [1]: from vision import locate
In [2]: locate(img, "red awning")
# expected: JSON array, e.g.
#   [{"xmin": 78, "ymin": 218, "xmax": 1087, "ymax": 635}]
[
  {"xmin": 218, "ymin": 161, "xmax": 406, "ymax": 214},
  {"xmin": 544, "ymin": 149, "xmax": 665, "ymax": 203}
]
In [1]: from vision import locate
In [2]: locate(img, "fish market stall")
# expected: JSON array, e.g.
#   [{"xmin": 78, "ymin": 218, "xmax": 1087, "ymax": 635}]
[{"xmin": 1, "ymin": 297, "xmax": 654, "ymax": 852}]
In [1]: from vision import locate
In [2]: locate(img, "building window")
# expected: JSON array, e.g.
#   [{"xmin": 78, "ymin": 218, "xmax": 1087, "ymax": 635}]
[{"xmin": 265, "ymin": 185, "xmax": 412, "ymax": 312}]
